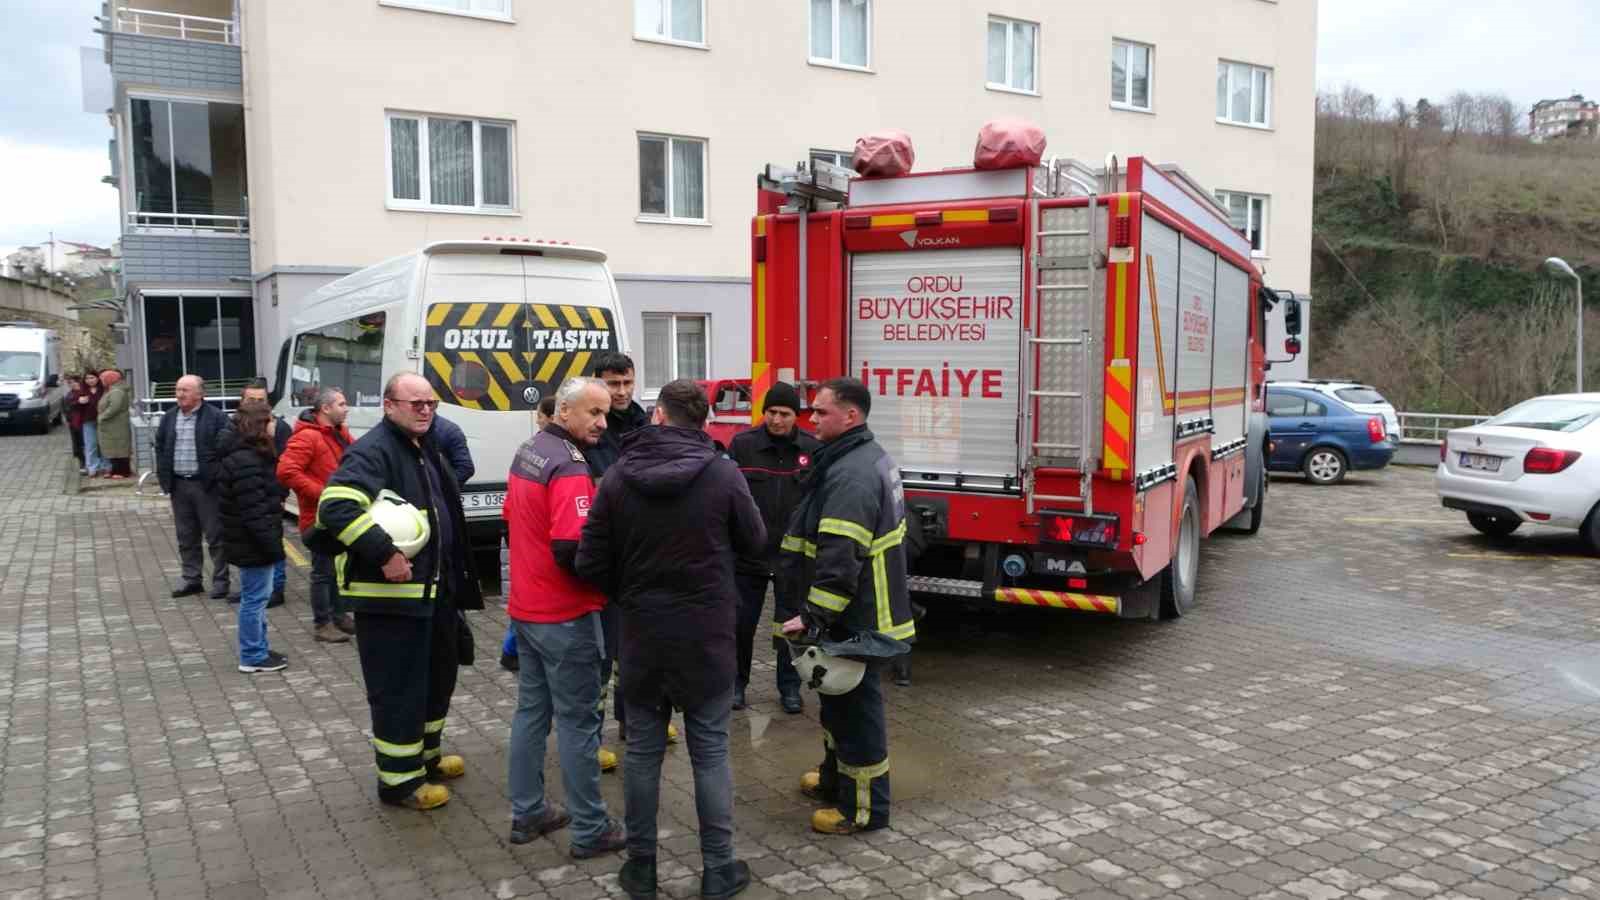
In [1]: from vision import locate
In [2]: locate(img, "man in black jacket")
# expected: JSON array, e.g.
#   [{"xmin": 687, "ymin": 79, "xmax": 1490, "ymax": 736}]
[
  {"xmin": 155, "ymin": 374, "xmax": 231, "ymax": 599},
  {"xmin": 577, "ymin": 379, "xmax": 766, "ymax": 900},
  {"xmin": 728, "ymin": 382, "xmax": 820, "ymax": 714},
  {"xmin": 779, "ymin": 378, "xmax": 917, "ymax": 835},
  {"xmin": 317, "ymin": 373, "xmax": 484, "ymax": 811}
]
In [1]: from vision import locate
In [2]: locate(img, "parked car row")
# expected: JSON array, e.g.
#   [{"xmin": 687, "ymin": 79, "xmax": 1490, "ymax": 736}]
[{"xmin": 1266, "ymin": 380, "xmax": 1398, "ymax": 484}]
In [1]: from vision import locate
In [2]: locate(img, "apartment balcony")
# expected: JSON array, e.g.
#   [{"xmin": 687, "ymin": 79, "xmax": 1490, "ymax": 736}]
[{"xmin": 106, "ymin": 2, "xmax": 241, "ymax": 93}]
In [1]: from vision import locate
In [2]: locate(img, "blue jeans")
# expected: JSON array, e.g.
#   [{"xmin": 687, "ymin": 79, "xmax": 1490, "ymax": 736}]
[
  {"xmin": 82, "ymin": 422, "xmax": 104, "ymax": 474},
  {"xmin": 502, "ymin": 627, "xmax": 517, "ymax": 657},
  {"xmin": 238, "ymin": 564, "xmax": 274, "ymax": 665},
  {"xmin": 625, "ymin": 689, "xmax": 735, "ymax": 867},
  {"xmin": 509, "ymin": 613, "xmax": 610, "ymax": 845},
  {"xmin": 274, "ymin": 558, "xmax": 286, "ymax": 592}
]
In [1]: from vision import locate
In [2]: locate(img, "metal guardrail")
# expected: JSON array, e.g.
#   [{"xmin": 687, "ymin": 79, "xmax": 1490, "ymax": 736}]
[
  {"xmin": 1396, "ymin": 412, "xmax": 1490, "ymax": 443},
  {"xmin": 115, "ymin": 6, "xmax": 238, "ymax": 44},
  {"xmin": 126, "ymin": 211, "xmax": 249, "ymax": 234}
]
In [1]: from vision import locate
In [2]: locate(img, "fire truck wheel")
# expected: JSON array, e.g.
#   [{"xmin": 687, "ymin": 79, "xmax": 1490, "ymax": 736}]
[
  {"xmin": 1303, "ymin": 447, "xmax": 1347, "ymax": 485},
  {"xmin": 1241, "ymin": 466, "xmax": 1266, "ymax": 535},
  {"xmin": 1160, "ymin": 478, "xmax": 1200, "ymax": 619}
]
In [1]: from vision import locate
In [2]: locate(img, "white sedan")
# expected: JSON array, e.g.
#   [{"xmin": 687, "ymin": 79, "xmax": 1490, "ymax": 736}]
[{"xmin": 1436, "ymin": 393, "xmax": 1600, "ymax": 552}]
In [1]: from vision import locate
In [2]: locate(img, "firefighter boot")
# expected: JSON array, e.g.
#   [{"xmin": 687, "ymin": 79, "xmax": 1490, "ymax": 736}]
[
  {"xmin": 431, "ymin": 754, "xmax": 465, "ymax": 780},
  {"xmin": 598, "ymin": 747, "xmax": 619, "ymax": 772},
  {"xmin": 810, "ymin": 808, "xmax": 857, "ymax": 835},
  {"xmin": 401, "ymin": 783, "xmax": 451, "ymax": 811},
  {"xmin": 799, "ymin": 770, "xmax": 826, "ymax": 802}
]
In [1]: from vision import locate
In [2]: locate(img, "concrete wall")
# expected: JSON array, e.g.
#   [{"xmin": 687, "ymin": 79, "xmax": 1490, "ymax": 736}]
[
  {"xmin": 0, "ymin": 277, "xmax": 80, "ymax": 322},
  {"xmin": 110, "ymin": 32, "xmax": 241, "ymax": 92},
  {"xmin": 242, "ymin": 0, "xmax": 1317, "ymax": 297},
  {"xmin": 121, "ymin": 234, "xmax": 251, "ymax": 283}
]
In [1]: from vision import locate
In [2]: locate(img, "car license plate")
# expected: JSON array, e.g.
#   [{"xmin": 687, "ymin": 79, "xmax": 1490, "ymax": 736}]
[
  {"xmin": 1460, "ymin": 452, "xmax": 1501, "ymax": 472},
  {"xmin": 461, "ymin": 491, "xmax": 506, "ymax": 512}
]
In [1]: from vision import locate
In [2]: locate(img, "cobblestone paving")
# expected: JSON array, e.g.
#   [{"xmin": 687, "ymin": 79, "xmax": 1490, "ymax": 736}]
[{"xmin": 1, "ymin": 428, "xmax": 1597, "ymax": 899}]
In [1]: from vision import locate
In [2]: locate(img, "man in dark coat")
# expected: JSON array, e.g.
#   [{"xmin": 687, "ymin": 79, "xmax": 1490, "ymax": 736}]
[
  {"xmin": 729, "ymin": 381, "xmax": 820, "ymax": 713},
  {"xmin": 577, "ymin": 379, "xmax": 766, "ymax": 900},
  {"xmin": 155, "ymin": 374, "xmax": 231, "ymax": 599}
]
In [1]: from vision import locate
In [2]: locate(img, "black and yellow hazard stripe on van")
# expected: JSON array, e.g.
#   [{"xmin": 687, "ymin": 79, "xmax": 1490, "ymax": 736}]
[{"xmin": 422, "ymin": 302, "xmax": 617, "ymax": 411}]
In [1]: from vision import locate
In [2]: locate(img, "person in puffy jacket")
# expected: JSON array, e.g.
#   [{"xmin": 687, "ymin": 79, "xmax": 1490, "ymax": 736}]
[
  {"xmin": 277, "ymin": 388, "xmax": 354, "ymax": 643},
  {"xmin": 95, "ymin": 370, "xmax": 133, "ymax": 479},
  {"xmin": 214, "ymin": 400, "xmax": 288, "ymax": 674},
  {"xmin": 576, "ymin": 379, "xmax": 766, "ymax": 900}
]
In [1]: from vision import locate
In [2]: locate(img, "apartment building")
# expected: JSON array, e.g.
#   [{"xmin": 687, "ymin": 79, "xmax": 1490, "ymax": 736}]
[
  {"xmin": 98, "ymin": 0, "xmax": 1316, "ymax": 404},
  {"xmin": 1530, "ymin": 94, "xmax": 1599, "ymax": 143}
]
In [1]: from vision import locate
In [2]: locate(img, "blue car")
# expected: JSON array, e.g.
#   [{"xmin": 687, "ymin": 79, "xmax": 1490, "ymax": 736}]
[{"xmin": 1266, "ymin": 385, "xmax": 1396, "ymax": 484}]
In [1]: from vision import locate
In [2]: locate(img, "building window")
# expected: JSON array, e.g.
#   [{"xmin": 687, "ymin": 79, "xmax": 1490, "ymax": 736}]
[
  {"xmin": 1216, "ymin": 61, "xmax": 1272, "ymax": 127},
  {"xmin": 986, "ymin": 16, "xmax": 1037, "ymax": 94},
  {"xmin": 379, "ymin": 0, "xmax": 511, "ymax": 21},
  {"xmin": 1215, "ymin": 191, "xmax": 1268, "ymax": 256},
  {"xmin": 638, "ymin": 134, "xmax": 707, "ymax": 222},
  {"xmin": 289, "ymin": 312, "xmax": 388, "ymax": 408},
  {"xmin": 142, "ymin": 294, "xmax": 257, "ymax": 400},
  {"xmin": 810, "ymin": 0, "xmax": 870, "ymax": 69},
  {"xmin": 386, "ymin": 112, "xmax": 515, "ymax": 212},
  {"xmin": 810, "ymin": 149, "xmax": 851, "ymax": 169},
  {"xmin": 1111, "ymin": 39, "xmax": 1152, "ymax": 110},
  {"xmin": 128, "ymin": 98, "xmax": 248, "ymax": 232},
  {"xmin": 635, "ymin": 0, "xmax": 704, "ymax": 45},
  {"xmin": 641, "ymin": 313, "xmax": 708, "ymax": 390}
]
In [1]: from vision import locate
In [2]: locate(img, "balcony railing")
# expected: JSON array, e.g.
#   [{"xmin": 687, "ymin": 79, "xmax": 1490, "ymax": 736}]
[
  {"xmin": 127, "ymin": 211, "xmax": 249, "ymax": 235},
  {"xmin": 115, "ymin": 6, "xmax": 238, "ymax": 45}
]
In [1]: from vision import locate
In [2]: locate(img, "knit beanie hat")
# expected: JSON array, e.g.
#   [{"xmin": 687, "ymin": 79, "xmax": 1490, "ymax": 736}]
[{"xmin": 763, "ymin": 381, "xmax": 802, "ymax": 413}]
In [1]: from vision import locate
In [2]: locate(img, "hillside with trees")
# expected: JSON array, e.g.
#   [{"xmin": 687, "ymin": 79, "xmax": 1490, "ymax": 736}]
[{"xmin": 1311, "ymin": 87, "xmax": 1600, "ymax": 415}]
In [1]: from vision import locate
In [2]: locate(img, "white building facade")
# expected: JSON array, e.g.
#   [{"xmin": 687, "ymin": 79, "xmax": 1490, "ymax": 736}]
[{"xmin": 100, "ymin": 0, "xmax": 1317, "ymax": 402}]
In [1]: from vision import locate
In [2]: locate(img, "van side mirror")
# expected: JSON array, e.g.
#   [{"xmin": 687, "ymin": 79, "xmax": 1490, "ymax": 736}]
[
  {"xmin": 1285, "ymin": 337, "xmax": 1302, "ymax": 356},
  {"xmin": 1283, "ymin": 297, "xmax": 1303, "ymax": 336},
  {"xmin": 46, "ymin": 374, "xmax": 60, "ymax": 388}
]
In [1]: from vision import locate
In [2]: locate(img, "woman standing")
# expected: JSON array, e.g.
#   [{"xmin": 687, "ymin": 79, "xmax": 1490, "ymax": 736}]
[
  {"xmin": 96, "ymin": 370, "xmax": 134, "ymax": 480},
  {"xmin": 78, "ymin": 371, "xmax": 106, "ymax": 477},
  {"xmin": 215, "ymin": 400, "xmax": 288, "ymax": 674}
]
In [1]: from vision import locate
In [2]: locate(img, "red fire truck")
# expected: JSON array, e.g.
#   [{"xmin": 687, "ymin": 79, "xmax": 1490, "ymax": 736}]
[{"xmin": 749, "ymin": 143, "xmax": 1303, "ymax": 619}]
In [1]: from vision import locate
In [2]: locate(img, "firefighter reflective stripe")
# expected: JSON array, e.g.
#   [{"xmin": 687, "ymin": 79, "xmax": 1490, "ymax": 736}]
[
  {"xmin": 336, "ymin": 512, "xmax": 376, "ymax": 545},
  {"xmin": 772, "ymin": 621, "xmax": 789, "ymax": 637},
  {"xmin": 316, "ymin": 485, "xmax": 372, "ymax": 530},
  {"xmin": 870, "ymin": 522, "xmax": 905, "ymax": 555},
  {"xmin": 872, "ymin": 555, "xmax": 891, "ymax": 634},
  {"xmin": 781, "ymin": 535, "xmax": 817, "ymax": 557},
  {"xmin": 881, "ymin": 620, "xmax": 917, "ymax": 641},
  {"xmin": 808, "ymin": 586, "xmax": 851, "ymax": 612},
  {"xmin": 822, "ymin": 728, "xmax": 835, "ymax": 750},
  {"xmin": 422, "ymin": 717, "xmax": 446, "ymax": 762},
  {"xmin": 819, "ymin": 517, "xmax": 874, "ymax": 550},
  {"xmin": 837, "ymin": 758, "xmax": 889, "ymax": 827},
  {"xmin": 424, "ymin": 718, "xmax": 445, "ymax": 734},
  {"xmin": 373, "ymin": 736, "xmax": 423, "ymax": 757},
  {"xmin": 423, "ymin": 748, "xmax": 441, "ymax": 761},
  {"xmin": 377, "ymin": 767, "xmax": 426, "ymax": 787},
  {"xmin": 333, "ymin": 551, "xmax": 430, "ymax": 599}
]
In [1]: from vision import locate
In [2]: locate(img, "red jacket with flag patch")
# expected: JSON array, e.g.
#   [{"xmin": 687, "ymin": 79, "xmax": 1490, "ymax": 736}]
[{"xmin": 505, "ymin": 424, "xmax": 608, "ymax": 623}]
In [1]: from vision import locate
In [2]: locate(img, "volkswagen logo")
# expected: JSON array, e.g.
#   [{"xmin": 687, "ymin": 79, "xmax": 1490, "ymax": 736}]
[{"xmin": 523, "ymin": 386, "xmax": 541, "ymax": 405}]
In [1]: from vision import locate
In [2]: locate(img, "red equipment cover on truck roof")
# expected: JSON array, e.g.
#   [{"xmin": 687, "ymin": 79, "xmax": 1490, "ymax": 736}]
[
  {"xmin": 853, "ymin": 129, "xmax": 915, "ymax": 176},
  {"xmin": 973, "ymin": 118, "xmax": 1046, "ymax": 169}
]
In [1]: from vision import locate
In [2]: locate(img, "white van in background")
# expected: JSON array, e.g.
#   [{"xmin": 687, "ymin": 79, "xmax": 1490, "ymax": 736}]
[
  {"xmin": 270, "ymin": 239, "xmax": 629, "ymax": 543},
  {"xmin": 0, "ymin": 323, "xmax": 64, "ymax": 434}
]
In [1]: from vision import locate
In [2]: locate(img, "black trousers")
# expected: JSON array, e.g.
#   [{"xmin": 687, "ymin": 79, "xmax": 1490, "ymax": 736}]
[
  {"xmin": 734, "ymin": 572, "xmax": 800, "ymax": 693},
  {"xmin": 599, "ymin": 603, "xmax": 626, "ymax": 731},
  {"xmin": 171, "ymin": 476, "xmax": 227, "ymax": 590},
  {"xmin": 69, "ymin": 426, "xmax": 84, "ymax": 463},
  {"xmin": 816, "ymin": 661, "xmax": 890, "ymax": 830},
  {"xmin": 355, "ymin": 600, "xmax": 459, "ymax": 803}
]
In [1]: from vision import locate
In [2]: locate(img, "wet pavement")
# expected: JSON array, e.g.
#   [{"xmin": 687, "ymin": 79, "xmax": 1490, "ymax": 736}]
[{"xmin": 1, "ymin": 428, "xmax": 1597, "ymax": 900}]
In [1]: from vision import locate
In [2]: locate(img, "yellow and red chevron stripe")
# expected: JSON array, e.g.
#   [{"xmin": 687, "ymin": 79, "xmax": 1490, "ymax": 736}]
[
  {"xmin": 994, "ymin": 588, "xmax": 1120, "ymax": 614},
  {"xmin": 1103, "ymin": 361, "xmax": 1132, "ymax": 476}
]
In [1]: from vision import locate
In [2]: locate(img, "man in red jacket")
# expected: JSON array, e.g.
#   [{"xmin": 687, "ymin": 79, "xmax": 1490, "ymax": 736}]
[
  {"xmin": 503, "ymin": 376, "xmax": 626, "ymax": 858},
  {"xmin": 277, "ymin": 388, "xmax": 355, "ymax": 642}
]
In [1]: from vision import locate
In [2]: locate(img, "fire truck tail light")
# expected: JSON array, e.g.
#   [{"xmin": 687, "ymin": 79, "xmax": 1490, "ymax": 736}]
[
  {"xmin": 1111, "ymin": 217, "xmax": 1132, "ymax": 247},
  {"xmin": 988, "ymin": 207, "xmax": 1019, "ymax": 223},
  {"xmin": 914, "ymin": 212, "xmax": 941, "ymax": 227},
  {"xmin": 1133, "ymin": 532, "xmax": 1147, "ymax": 546},
  {"xmin": 1524, "ymin": 447, "xmax": 1581, "ymax": 474},
  {"xmin": 1068, "ymin": 578, "xmax": 1088, "ymax": 589},
  {"xmin": 1042, "ymin": 513, "xmax": 1120, "ymax": 549},
  {"xmin": 844, "ymin": 214, "xmax": 871, "ymax": 230}
]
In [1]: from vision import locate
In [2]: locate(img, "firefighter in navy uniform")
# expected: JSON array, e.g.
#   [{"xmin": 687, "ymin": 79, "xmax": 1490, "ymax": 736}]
[
  {"xmin": 779, "ymin": 377, "xmax": 917, "ymax": 835},
  {"xmin": 317, "ymin": 373, "xmax": 483, "ymax": 810},
  {"xmin": 729, "ymin": 381, "xmax": 821, "ymax": 714}
]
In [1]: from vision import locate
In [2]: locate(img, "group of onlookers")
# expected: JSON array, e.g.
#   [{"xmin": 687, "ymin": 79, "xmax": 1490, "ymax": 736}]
[{"xmin": 64, "ymin": 370, "xmax": 133, "ymax": 478}]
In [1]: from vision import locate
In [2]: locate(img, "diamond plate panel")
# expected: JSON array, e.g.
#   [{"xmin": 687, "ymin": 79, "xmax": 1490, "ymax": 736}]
[{"xmin": 1033, "ymin": 203, "xmax": 1107, "ymax": 468}]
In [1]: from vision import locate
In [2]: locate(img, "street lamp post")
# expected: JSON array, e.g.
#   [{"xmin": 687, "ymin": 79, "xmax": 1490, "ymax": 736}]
[{"xmin": 1544, "ymin": 257, "xmax": 1585, "ymax": 393}]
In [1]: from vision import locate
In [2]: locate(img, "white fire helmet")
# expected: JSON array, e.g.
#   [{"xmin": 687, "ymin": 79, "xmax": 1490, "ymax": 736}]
[
  {"xmin": 368, "ymin": 489, "xmax": 430, "ymax": 559},
  {"xmin": 790, "ymin": 644, "xmax": 867, "ymax": 696}
]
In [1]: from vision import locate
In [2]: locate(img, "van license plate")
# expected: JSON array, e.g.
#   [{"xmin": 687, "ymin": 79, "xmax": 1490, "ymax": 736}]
[
  {"xmin": 1460, "ymin": 452, "xmax": 1501, "ymax": 472},
  {"xmin": 461, "ymin": 491, "xmax": 506, "ymax": 511}
]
